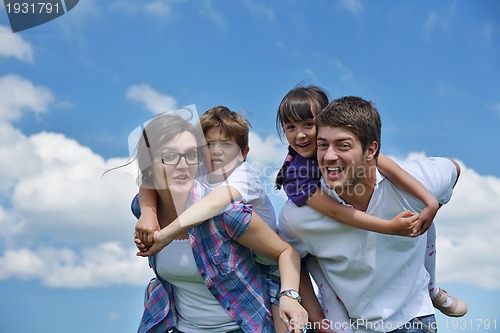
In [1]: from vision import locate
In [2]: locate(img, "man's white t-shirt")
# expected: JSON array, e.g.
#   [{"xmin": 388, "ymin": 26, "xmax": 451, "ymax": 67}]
[{"xmin": 279, "ymin": 157, "xmax": 457, "ymax": 332}]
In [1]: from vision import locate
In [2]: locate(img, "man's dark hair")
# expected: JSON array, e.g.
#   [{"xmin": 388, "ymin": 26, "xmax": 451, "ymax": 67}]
[{"xmin": 316, "ymin": 96, "xmax": 382, "ymax": 158}]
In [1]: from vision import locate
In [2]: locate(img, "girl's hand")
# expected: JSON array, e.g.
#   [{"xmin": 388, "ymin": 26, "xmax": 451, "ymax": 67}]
[
  {"xmin": 136, "ymin": 231, "xmax": 166, "ymax": 257},
  {"xmin": 135, "ymin": 212, "xmax": 160, "ymax": 248},
  {"xmin": 412, "ymin": 200, "xmax": 439, "ymax": 235},
  {"xmin": 388, "ymin": 210, "xmax": 419, "ymax": 237},
  {"xmin": 279, "ymin": 297, "xmax": 308, "ymax": 333},
  {"xmin": 134, "ymin": 232, "xmax": 149, "ymax": 252},
  {"xmin": 136, "ymin": 229, "xmax": 177, "ymax": 257}
]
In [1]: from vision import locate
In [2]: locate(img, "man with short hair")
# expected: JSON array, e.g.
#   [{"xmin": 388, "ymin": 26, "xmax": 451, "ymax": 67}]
[{"xmin": 279, "ymin": 96, "xmax": 460, "ymax": 333}]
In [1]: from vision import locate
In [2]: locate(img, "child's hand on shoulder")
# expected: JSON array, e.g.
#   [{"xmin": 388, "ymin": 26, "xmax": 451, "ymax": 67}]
[
  {"xmin": 389, "ymin": 210, "xmax": 419, "ymax": 237},
  {"xmin": 412, "ymin": 200, "xmax": 439, "ymax": 236}
]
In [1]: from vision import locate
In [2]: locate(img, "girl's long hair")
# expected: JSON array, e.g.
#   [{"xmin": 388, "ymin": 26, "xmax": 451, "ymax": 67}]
[{"xmin": 274, "ymin": 85, "xmax": 328, "ymax": 190}]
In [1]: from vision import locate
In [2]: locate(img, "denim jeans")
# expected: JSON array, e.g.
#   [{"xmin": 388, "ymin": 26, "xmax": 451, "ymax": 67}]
[{"xmin": 388, "ymin": 315, "xmax": 437, "ymax": 333}]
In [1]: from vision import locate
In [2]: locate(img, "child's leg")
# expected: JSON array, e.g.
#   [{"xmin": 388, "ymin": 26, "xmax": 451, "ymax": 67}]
[
  {"xmin": 426, "ymin": 223, "xmax": 468, "ymax": 317},
  {"xmin": 425, "ymin": 223, "xmax": 438, "ymax": 298},
  {"xmin": 307, "ymin": 257, "xmax": 354, "ymax": 333},
  {"xmin": 143, "ymin": 278, "xmax": 157, "ymax": 307}
]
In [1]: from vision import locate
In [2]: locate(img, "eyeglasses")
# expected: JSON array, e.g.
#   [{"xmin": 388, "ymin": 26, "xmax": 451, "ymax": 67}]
[{"xmin": 158, "ymin": 151, "xmax": 201, "ymax": 165}]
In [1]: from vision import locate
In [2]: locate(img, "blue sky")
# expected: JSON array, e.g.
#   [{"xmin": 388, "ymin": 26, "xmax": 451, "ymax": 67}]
[{"xmin": 0, "ymin": 1, "xmax": 499, "ymax": 332}]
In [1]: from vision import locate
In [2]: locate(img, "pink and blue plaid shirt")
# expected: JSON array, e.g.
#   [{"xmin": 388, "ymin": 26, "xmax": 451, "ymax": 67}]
[{"xmin": 138, "ymin": 181, "xmax": 274, "ymax": 333}]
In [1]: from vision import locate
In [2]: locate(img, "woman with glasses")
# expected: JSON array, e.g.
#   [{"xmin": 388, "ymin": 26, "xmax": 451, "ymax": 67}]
[{"xmin": 132, "ymin": 112, "xmax": 307, "ymax": 333}]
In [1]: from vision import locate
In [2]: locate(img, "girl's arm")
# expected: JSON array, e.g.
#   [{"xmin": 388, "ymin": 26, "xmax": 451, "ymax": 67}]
[
  {"xmin": 236, "ymin": 213, "xmax": 308, "ymax": 333},
  {"xmin": 135, "ymin": 186, "xmax": 160, "ymax": 248},
  {"xmin": 306, "ymin": 190, "xmax": 418, "ymax": 236},
  {"xmin": 147, "ymin": 185, "xmax": 242, "ymax": 247},
  {"xmin": 377, "ymin": 154, "xmax": 440, "ymax": 235}
]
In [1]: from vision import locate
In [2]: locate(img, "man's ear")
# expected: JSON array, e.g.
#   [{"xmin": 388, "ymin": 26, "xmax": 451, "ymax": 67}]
[
  {"xmin": 366, "ymin": 141, "xmax": 379, "ymax": 161},
  {"xmin": 241, "ymin": 146, "xmax": 250, "ymax": 161}
]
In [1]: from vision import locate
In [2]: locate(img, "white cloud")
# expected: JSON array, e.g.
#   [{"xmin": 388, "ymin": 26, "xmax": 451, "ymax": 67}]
[
  {"xmin": 244, "ymin": 0, "xmax": 275, "ymax": 23},
  {"xmin": 199, "ymin": 0, "xmax": 227, "ymax": 28},
  {"xmin": 436, "ymin": 82, "xmax": 463, "ymax": 98},
  {"xmin": 0, "ymin": 77, "xmax": 154, "ymax": 288},
  {"xmin": 423, "ymin": 2, "xmax": 456, "ymax": 42},
  {"xmin": 0, "ymin": 122, "xmax": 37, "ymax": 192},
  {"xmin": 391, "ymin": 153, "xmax": 500, "ymax": 289},
  {"xmin": 144, "ymin": 1, "xmax": 173, "ymax": 18},
  {"xmin": 0, "ymin": 75, "xmax": 56, "ymax": 192},
  {"xmin": 8, "ymin": 131, "xmax": 139, "ymax": 246},
  {"xmin": 57, "ymin": 0, "xmax": 101, "ymax": 40},
  {"xmin": 109, "ymin": 0, "xmax": 175, "ymax": 19},
  {"xmin": 0, "ymin": 244, "xmax": 152, "ymax": 288},
  {"xmin": 328, "ymin": 58, "xmax": 354, "ymax": 83},
  {"xmin": 491, "ymin": 103, "xmax": 500, "ymax": 118},
  {"xmin": 0, "ymin": 25, "xmax": 34, "ymax": 63},
  {"xmin": 483, "ymin": 21, "xmax": 500, "ymax": 41},
  {"xmin": 304, "ymin": 53, "xmax": 354, "ymax": 83},
  {"xmin": 340, "ymin": 0, "xmax": 363, "ymax": 15},
  {"xmin": 108, "ymin": 311, "xmax": 122, "ymax": 322},
  {"xmin": 423, "ymin": 11, "xmax": 438, "ymax": 42},
  {"xmin": 0, "ymin": 75, "xmax": 55, "ymax": 122},
  {"xmin": 0, "ymin": 77, "xmax": 139, "ymax": 247},
  {"xmin": 247, "ymin": 131, "xmax": 291, "ymax": 200},
  {"xmin": 248, "ymin": 131, "xmax": 287, "ymax": 166},
  {"xmin": 126, "ymin": 83, "xmax": 177, "ymax": 114},
  {"xmin": 0, "ymin": 206, "xmax": 26, "ymax": 247},
  {"xmin": 298, "ymin": 68, "xmax": 316, "ymax": 81},
  {"xmin": 434, "ymin": 160, "xmax": 500, "ymax": 289},
  {"xmin": 247, "ymin": 131, "xmax": 287, "ymax": 181}
]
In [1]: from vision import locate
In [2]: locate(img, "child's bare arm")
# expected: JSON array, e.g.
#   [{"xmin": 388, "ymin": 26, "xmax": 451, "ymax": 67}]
[
  {"xmin": 135, "ymin": 186, "xmax": 160, "ymax": 248},
  {"xmin": 152, "ymin": 185, "xmax": 243, "ymax": 247},
  {"xmin": 307, "ymin": 190, "xmax": 417, "ymax": 236},
  {"xmin": 377, "ymin": 154, "xmax": 440, "ymax": 235}
]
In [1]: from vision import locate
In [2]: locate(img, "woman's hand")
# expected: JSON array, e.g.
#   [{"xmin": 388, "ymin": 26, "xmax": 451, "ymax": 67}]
[{"xmin": 279, "ymin": 297, "xmax": 308, "ymax": 333}]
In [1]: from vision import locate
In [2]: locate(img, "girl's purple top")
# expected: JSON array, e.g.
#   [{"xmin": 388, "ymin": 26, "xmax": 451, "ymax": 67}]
[{"xmin": 282, "ymin": 154, "xmax": 322, "ymax": 207}]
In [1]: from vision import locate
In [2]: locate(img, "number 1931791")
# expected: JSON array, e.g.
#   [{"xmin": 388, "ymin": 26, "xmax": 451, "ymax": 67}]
[
  {"xmin": 442, "ymin": 318, "xmax": 497, "ymax": 330},
  {"xmin": 5, "ymin": 2, "xmax": 60, "ymax": 14}
]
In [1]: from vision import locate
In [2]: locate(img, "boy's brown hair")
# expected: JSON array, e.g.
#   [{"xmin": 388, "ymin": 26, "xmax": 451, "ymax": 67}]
[{"xmin": 199, "ymin": 106, "xmax": 251, "ymax": 153}]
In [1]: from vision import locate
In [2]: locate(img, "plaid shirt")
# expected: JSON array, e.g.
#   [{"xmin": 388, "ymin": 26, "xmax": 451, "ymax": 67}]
[{"xmin": 138, "ymin": 181, "xmax": 274, "ymax": 333}]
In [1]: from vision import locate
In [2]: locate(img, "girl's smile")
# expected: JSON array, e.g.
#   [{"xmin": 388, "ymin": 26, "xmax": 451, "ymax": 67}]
[{"xmin": 283, "ymin": 119, "xmax": 317, "ymax": 158}]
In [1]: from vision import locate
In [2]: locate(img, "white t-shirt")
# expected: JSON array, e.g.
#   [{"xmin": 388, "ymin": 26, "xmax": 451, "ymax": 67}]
[
  {"xmin": 201, "ymin": 161, "xmax": 277, "ymax": 266},
  {"xmin": 279, "ymin": 157, "xmax": 457, "ymax": 332},
  {"xmin": 204, "ymin": 161, "xmax": 277, "ymax": 232},
  {"xmin": 155, "ymin": 239, "xmax": 240, "ymax": 333}
]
